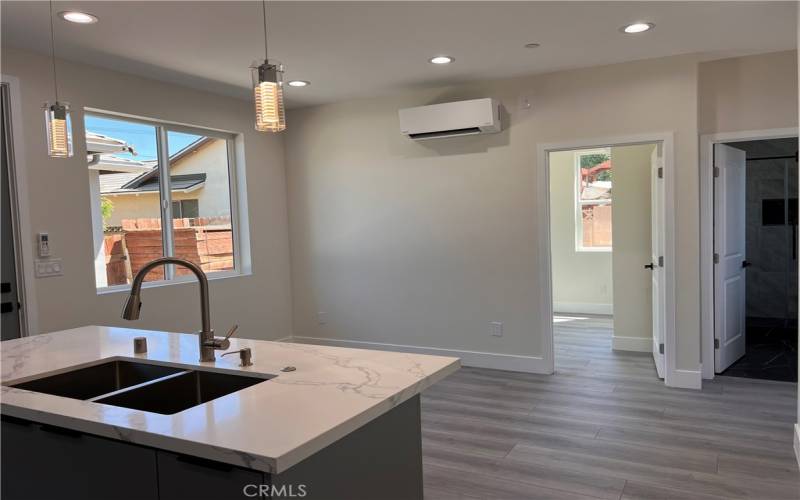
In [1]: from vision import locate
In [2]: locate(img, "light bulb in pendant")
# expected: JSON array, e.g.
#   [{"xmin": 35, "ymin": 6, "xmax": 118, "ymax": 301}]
[
  {"xmin": 44, "ymin": 101, "xmax": 73, "ymax": 158},
  {"xmin": 251, "ymin": 60, "xmax": 286, "ymax": 133}
]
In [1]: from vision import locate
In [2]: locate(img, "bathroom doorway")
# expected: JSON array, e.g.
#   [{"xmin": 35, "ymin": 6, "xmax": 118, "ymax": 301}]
[{"xmin": 714, "ymin": 138, "xmax": 798, "ymax": 382}]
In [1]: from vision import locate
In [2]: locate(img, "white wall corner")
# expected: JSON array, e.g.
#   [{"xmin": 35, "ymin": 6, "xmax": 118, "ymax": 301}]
[
  {"xmin": 611, "ymin": 336, "xmax": 651, "ymax": 352},
  {"xmin": 291, "ymin": 336, "xmax": 551, "ymax": 374},
  {"xmin": 554, "ymin": 302, "xmax": 613, "ymax": 316},
  {"xmin": 667, "ymin": 369, "xmax": 703, "ymax": 390}
]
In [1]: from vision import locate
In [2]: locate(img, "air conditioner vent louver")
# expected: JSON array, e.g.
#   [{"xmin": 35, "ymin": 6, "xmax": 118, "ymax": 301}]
[
  {"xmin": 408, "ymin": 127, "xmax": 482, "ymax": 140},
  {"xmin": 399, "ymin": 98, "xmax": 501, "ymax": 140}
]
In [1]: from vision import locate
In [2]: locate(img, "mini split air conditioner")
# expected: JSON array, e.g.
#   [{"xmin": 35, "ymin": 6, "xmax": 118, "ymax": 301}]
[{"xmin": 398, "ymin": 98, "xmax": 501, "ymax": 140}]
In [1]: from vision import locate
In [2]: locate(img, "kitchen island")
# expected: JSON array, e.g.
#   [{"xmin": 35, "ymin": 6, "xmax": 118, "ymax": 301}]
[{"xmin": 0, "ymin": 326, "xmax": 459, "ymax": 499}]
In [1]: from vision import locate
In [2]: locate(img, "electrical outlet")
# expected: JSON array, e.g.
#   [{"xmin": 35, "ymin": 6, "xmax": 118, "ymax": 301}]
[
  {"xmin": 490, "ymin": 321, "xmax": 503, "ymax": 337},
  {"xmin": 317, "ymin": 312, "xmax": 327, "ymax": 325}
]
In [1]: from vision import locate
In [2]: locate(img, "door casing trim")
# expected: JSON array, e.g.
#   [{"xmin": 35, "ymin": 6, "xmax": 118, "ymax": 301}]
[
  {"xmin": 1, "ymin": 76, "xmax": 37, "ymax": 337},
  {"xmin": 537, "ymin": 132, "xmax": 678, "ymax": 387},
  {"xmin": 699, "ymin": 128, "xmax": 798, "ymax": 380}
]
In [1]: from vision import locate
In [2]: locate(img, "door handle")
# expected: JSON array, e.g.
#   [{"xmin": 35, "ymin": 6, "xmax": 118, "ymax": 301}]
[
  {"xmin": 644, "ymin": 263, "xmax": 655, "ymax": 270},
  {"xmin": 741, "ymin": 260, "xmax": 752, "ymax": 268}
]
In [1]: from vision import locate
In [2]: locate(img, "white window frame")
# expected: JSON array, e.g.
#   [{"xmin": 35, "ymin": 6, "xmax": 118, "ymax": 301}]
[
  {"xmin": 86, "ymin": 109, "xmax": 249, "ymax": 294},
  {"xmin": 574, "ymin": 149, "xmax": 612, "ymax": 252}
]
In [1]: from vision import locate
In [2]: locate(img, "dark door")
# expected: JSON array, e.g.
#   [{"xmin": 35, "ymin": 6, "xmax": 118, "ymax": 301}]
[{"xmin": 1, "ymin": 83, "xmax": 21, "ymax": 340}]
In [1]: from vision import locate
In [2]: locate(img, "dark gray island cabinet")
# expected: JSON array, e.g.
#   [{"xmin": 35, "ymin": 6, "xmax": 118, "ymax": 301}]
[{"xmin": 1, "ymin": 395, "xmax": 422, "ymax": 500}]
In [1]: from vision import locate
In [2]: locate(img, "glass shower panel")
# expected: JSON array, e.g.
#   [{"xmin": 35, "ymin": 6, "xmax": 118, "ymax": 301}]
[{"xmin": 745, "ymin": 156, "xmax": 798, "ymax": 322}]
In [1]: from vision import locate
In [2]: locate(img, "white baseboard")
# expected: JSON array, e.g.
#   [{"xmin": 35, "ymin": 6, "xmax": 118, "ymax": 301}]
[
  {"xmin": 272, "ymin": 336, "xmax": 293, "ymax": 342},
  {"xmin": 554, "ymin": 302, "xmax": 613, "ymax": 315},
  {"xmin": 794, "ymin": 424, "xmax": 800, "ymax": 470},
  {"xmin": 291, "ymin": 336, "xmax": 550, "ymax": 374},
  {"xmin": 612, "ymin": 336, "xmax": 651, "ymax": 352},
  {"xmin": 667, "ymin": 369, "xmax": 702, "ymax": 390}
]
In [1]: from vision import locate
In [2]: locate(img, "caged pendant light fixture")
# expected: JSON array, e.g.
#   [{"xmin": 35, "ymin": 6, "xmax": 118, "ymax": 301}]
[
  {"xmin": 44, "ymin": 0, "xmax": 73, "ymax": 157},
  {"xmin": 251, "ymin": 0, "xmax": 286, "ymax": 132}
]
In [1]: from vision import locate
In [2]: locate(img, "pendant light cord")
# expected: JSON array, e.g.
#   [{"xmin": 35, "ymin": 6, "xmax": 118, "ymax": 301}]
[
  {"xmin": 48, "ymin": 0, "xmax": 59, "ymax": 102},
  {"xmin": 261, "ymin": 0, "xmax": 269, "ymax": 61}
]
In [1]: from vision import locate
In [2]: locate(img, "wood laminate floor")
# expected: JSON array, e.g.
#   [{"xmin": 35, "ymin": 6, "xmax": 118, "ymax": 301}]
[{"xmin": 422, "ymin": 315, "xmax": 799, "ymax": 499}]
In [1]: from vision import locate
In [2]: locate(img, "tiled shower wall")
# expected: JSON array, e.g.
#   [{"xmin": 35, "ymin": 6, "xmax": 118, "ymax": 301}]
[{"xmin": 745, "ymin": 158, "xmax": 798, "ymax": 320}]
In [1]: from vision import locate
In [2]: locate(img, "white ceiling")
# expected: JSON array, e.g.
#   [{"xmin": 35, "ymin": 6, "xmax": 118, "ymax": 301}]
[{"xmin": 2, "ymin": 1, "xmax": 796, "ymax": 108}]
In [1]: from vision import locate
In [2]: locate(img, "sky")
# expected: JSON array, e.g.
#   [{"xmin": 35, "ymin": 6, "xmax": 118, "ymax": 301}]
[{"xmin": 84, "ymin": 114, "xmax": 201, "ymax": 162}]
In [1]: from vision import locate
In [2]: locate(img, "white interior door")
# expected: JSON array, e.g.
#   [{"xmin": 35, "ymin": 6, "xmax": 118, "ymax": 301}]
[
  {"xmin": 713, "ymin": 143, "xmax": 747, "ymax": 372},
  {"xmin": 650, "ymin": 146, "xmax": 665, "ymax": 378}
]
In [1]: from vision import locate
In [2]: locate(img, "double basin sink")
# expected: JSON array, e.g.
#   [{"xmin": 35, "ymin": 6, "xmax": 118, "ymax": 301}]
[{"xmin": 9, "ymin": 359, "xmax": 272, "ymax": 415}]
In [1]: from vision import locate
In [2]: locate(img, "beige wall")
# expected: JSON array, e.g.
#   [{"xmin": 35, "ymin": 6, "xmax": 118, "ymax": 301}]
[
  {"xmin": 549, "ymin": 150, "xmax": 613, "ymax": 314},
  {"xmin": 610, "ymin": 144, "xmax": 655, "ymax": 346},
  {"xmin": 103, "ymin": 139, "xmax": 232, "ymax": 226},
  {"xmin": 286, "ymin": 53, "xmax": 701, "ymax": 371},
  {"xmin": 699, "ymin": 50, "xmax": 798, "ymax": 134},
  {"xmin": 103, "ymin": 193, "xmax": 161, "ymax": 227},
  {"xmin": 2, "ymin": 47, "xmax": 293, "ymax": 340}
]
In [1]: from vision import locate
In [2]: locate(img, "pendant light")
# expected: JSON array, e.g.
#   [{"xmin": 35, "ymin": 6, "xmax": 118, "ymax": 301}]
[
  {"xmin": 251, "ymin": 0, "xmax": 286, "ymax": 132},
  {"xmin": 44, "ymin": 0, "xmax": 73, "ymax": 157}
]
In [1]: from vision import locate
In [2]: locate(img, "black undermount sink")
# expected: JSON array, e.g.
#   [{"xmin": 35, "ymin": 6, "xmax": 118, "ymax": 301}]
[
  {"xmin": 95, "ymin": 369, "xmax": 267, "ymax": 415},
  {"xmin": 10, "ymin": 360, "xmax": 183, "ymax": 400},
  {"xmin": 9, "ymin": 359, "xmax": 272, "ymax": 415}
]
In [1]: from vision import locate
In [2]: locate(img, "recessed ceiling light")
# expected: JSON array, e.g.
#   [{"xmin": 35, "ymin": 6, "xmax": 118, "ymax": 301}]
[
  {"xmin": 58, "ymin": 11, "xmax": 98, "ymax": 24},
  {"xmin": 621, "ymin": 22, "xmax": 654, "ymax": 34},
  {"xmin": 287, "ymin": 80, "xmax": 310, "ymax": 87},
  {"xmin": 524, "ymin": 43, "xmax": 541, "ymax": 49},
  {"xmin": 429, "ymin": 56, "xmax": 454, "ymax": 65}
]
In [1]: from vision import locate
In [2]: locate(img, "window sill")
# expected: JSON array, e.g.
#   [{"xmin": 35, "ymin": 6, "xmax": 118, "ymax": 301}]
[
  {"xmin": 95, "ymin": 269, "xmax": 251, "ymax": 295},
  {"xmin": 576, "ymin": 247, "xmax": 612, "ymax": 253}
]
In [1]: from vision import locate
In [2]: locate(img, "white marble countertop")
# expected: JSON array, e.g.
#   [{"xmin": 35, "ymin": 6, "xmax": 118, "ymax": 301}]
[{"xmin": 0, "ymin": 326, "xmax": 459, "ymax": 473}]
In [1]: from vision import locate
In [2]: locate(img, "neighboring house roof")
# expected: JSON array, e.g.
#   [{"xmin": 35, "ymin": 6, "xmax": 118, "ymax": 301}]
[
  {"xmin": 99, "ymin": 172, "xmax": 140, "ymax": 193},
  {"xmin": 86, "ymin": 132, "xmax": 151, "ymax": 173},
  {"xmin": 94, "ymin": 135, "xmax": 213, "ymax": 195},
  {"xmin": 93, "ymin": 156, "xmax": 155, "ymax": 174},
  {"xmin": 86, "ymin": 132, "xmax": 137, "ymax": 155},
  {"xmin": 101, "ymin": 173, "xmax": 207, "ymax": 195},
  {"xmin": 120, "ymin": 137, "xmax": 213, "ymax": 187}
]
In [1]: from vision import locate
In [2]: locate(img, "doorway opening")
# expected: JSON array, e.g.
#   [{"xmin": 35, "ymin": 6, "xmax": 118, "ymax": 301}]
[
  {"xmin": 0, "ymin": 81, "xmax": 29, "ymax": 340},
  {"xmin": 547, "ymin": 142, "xmax": 666, "ymax": 380},
  {"xmin": 713, "ymin": 138, "xmax": 798, "ymax": 382}
]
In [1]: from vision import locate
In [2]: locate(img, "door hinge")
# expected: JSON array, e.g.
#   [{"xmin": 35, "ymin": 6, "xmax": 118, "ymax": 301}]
[
  {"xmin": 713, "ymin": 166, "xmax": 720, "ymax": 178},
  {"xmin": 658, "ymin": 256, "xmax": 664, "ymax": 267},
  {"xmin": 657, "ymin": 167, "xmax": 663, "ymax": 179},
  {"xmin": 713, "ymin": 253, "xmax": 719, "ymax": 264},
  {"xmin": 658, "ymin": 343, "xmax": 664, "ymax": 355},
  {"xmin": 714, "ymin": 338, "xmax": 720, "ymax": 349}
]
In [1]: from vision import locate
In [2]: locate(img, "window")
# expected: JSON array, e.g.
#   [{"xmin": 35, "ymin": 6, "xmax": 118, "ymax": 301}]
[
  {"xmin": 86, "ymin": 111, "xmax": 242, "ymax": 289},
  {"xmin": 575, "ymin": 149, "xmax": 612, "ymax": 251},
  {"xmin": 172, "ymin": 200, "xmax": 199, "ymax": 219}
]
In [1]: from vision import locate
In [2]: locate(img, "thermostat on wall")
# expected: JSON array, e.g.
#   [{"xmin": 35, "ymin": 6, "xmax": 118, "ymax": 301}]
[{"xmin": 38, "ymin": 232, "xmax": 50, "ymax": 257}]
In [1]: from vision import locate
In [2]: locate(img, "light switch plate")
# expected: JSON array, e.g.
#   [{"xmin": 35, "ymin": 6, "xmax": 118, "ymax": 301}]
[
  {"xmin": 35, "ymin": 258, "xmax": 63, "ymax": 278},
  {"xmin": 317, "ymin": 312, "xmax": 327, "ymax": 325}
]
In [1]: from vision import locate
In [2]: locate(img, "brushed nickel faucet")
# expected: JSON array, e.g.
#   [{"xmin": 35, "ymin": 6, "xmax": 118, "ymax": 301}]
[{"xmin": 121, "ymin": 257, "xmax": 236, "ymax": 362}]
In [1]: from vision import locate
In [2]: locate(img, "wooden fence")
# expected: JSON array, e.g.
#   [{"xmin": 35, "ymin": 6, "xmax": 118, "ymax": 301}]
[
  {"xmin": 104, "ymin": 217, "xmax": 233, "ymax": 285},
  {"xmin": 581, "ymin": 204, "xmax": 613, "ymax": 248}
]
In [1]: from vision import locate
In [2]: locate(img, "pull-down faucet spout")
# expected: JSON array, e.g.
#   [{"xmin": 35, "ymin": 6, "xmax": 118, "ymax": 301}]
[{"xmin": 121, "ymin": 257, "xmax": 234, "ymax": 361}]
